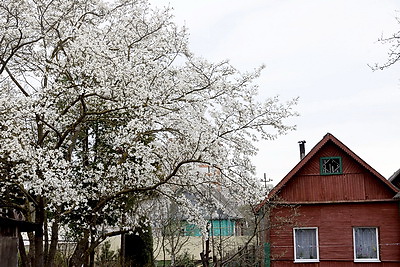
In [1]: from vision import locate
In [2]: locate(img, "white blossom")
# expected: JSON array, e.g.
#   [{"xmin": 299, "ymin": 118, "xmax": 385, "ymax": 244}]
[{"xmin": 0, "ymin": 0, "xmax": 297, "ymax": 264}]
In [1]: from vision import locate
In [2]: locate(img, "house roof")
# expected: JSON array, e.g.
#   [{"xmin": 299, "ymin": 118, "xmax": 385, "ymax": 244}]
[
  {"xmin": 390, "ymin": 169, "xmax": 400, "ymax": 199},
  {"xmin": 257, "ymin": 133, "xmax": 399, "ymax": 210},
  {"xmin": 180, "ymin": 186, "xmax": 244, "ymax": 221},
  {"xmin": 389, "ymin": 169, "xmax": 400, "ymax": 182},
  {"xmin": 0, "ymin": 216, "xmax": 41, "ymax": 232}
]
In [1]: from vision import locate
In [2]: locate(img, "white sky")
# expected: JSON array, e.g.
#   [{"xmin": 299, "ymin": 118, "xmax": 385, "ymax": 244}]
[{"xmin": 149, "ymin": 0, "xmax": 400, "ymax": 184}]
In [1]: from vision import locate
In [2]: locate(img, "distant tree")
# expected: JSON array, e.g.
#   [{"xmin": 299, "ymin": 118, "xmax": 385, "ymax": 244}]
[
  {"xmin": 0, "ymin": 0, "xmax": 297, "ymax": 266},
  {"xmin": 371, "ymin": 17, "xmax": 400, "ymax": 70}
]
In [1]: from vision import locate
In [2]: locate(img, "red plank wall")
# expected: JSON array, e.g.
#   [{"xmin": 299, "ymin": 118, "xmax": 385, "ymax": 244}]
[{"xmin": 268, "ymin": 202, "xmax": 400, "ymax": 266}]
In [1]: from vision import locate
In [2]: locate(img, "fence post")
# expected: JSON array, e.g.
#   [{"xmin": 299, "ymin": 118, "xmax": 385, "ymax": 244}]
[{"xmin": 264, "ymin": 243, "xmax": 270, "ymax": 267}]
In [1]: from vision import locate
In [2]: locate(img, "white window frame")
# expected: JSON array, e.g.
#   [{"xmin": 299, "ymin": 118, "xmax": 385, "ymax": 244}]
[
  {"xmin": 293, "ymin": 227, "xmax": 319, "ymax": 263},
  {"xmin": 353, "ymin": 227, "xmax": 380, "ymax": 262}
]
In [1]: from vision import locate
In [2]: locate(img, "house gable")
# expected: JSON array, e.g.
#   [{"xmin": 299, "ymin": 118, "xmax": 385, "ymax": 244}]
[{"xmin": 264, "ymin": 133, "xmax": 398, "ymax": 204}]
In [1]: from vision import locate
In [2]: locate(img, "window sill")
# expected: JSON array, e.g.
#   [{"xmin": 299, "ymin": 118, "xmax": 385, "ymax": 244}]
[
  {"xmin": 294, "ymin": 260, "xmax": 319, "ymax": 263},
  {"xmin": 354, "ymin": 259, "xmax": 380, "ymax": 263}
]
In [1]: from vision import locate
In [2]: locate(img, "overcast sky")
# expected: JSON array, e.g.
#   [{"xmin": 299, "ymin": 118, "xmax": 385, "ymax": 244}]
[{"xmin": 149, "ymin": 0, "xmax": 400, "ymax": 184}]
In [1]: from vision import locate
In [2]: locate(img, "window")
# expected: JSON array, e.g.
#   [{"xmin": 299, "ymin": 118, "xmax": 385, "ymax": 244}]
[
  {"xmin": 293, "ymin": 227, "xmax": 319, "ymax": 262},
  {"xmin": 182, "ymin": 220, "xmax": 237, "ymax": 237},
  {"xmin": 353, "ymin": 227, "xmax": 379, "ymax": 262},
  {"xmin": 320, "ymin": 157, "xmax": 342, "ymax": 175},
  {"xmin": 210, "ymin": 219, "xmax": 235, "ymax": 236}
]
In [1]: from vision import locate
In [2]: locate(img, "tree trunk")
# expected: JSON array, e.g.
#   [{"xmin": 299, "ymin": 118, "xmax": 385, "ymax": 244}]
[
  {"xmin": 69, "ymin": 231, "xmax": 89, "ymax": 267},
  {"xmin": 89, "ymin": 233, "xmax": 95, "ymax": 267},
  {"xmin": 45, "ymin": 212, "xmax": 60, "ymax": 267},
  {"xmin": 34, "ymin": 198, "xmax": 45, "ymax": 267},
  {"xmin": 120, "ymin": 232, "xmax": 126, "ymax": 266},
  {"xmin": 27, "ymin": 231, "xmax": 35, "ymax": 266},
  {"xmin": 44, "ymin": 211, "xmax": 49, "ymax": 265},
  {"xmin": 33, "ymin": 221, "xmax": 44, "ymax": 267},
  {"xmin": 18, "ymin": 231, "xmax": 30, "ymax": 267},
  {"xmin": 200, "ymin": 239, "xmax": 210, "ymax": 267}
]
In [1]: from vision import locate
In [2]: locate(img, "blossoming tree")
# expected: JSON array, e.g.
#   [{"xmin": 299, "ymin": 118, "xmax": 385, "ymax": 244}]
[{"xmin": 0, "ymin": 0, "xmax": 297, "ymax": 266}]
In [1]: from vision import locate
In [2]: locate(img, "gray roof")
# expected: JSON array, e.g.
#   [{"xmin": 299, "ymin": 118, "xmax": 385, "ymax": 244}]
[
  {"xmin": 389, "ymin": 168, "xmax": 400, "ymax": 182},
  {"xmin": 180, "ymin": 186, "xmax": 243, "ymax": 221},
  {"xmin": 389, "ymin": 168, "xmax": 400, "ymax": 199}
]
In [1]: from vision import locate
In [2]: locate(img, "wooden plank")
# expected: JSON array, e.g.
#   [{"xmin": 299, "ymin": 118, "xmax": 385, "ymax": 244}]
[{"xmin": 0, "ymin": 237, "xmax": 18, "ymax": 267}]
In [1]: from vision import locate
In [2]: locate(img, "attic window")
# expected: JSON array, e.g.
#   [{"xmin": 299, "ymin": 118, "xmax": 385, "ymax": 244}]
[{"xmin": 320, "ymin": 157, "xmax": 342, "ymax": 175}]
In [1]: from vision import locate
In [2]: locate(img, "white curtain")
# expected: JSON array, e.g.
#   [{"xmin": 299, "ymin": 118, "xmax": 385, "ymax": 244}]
[
  {"xmin": 295, "ymin": 229, "xmax": 317, "ymax": 259},
  {"xmin": 354, "ymin": 228, "xmax": 377, "ymax": 259}
]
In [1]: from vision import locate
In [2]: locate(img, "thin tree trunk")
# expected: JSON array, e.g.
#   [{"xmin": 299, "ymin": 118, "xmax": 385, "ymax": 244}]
[
  {"xmin": 45, "ymin": 212, "xmax": 60, "ymax": 267},
  {"xmin": 34, "ymin": 198, "xmax": 45, "ymax": 267},
  {"xmin": 161, "ymin": 229, "xmax": 166, "ymax": 267},
  {"xmin": 89, "ymin": 232, "xmax": 95, "ymax": 267},
  {"xmin": 69, "ymin": 230, "xmax": 89, "ymax": 267},
  {"xmin": 201, "ymin": 238, "xmax": 210, "ymax": 267},
  {"xmin": 18, "ymin": 231, "xmax": 30, "ymax": 267},
  {"xmin": 44, "ymin": 211, "xmax": 49, "ymax": 265},
  {"xmin": 33, "ymin": 120, "xmax": 46, "ymax": 267},
  {"xmin": 27, "ymin": 231, "xmax": 35, "ymax": 266}
]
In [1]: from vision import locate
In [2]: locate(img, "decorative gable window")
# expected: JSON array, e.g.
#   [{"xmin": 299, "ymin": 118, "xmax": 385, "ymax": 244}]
[
  {"xmin": 320, "ymin": 157, "xmax": 342, "ymax": 175},
  {"xmin": 353, "ymin": 227, "xmax": 380, "ymax": 262},
  {"xmin": 293, "ymin": 227, "xmax": 319, "ymax": 262}
]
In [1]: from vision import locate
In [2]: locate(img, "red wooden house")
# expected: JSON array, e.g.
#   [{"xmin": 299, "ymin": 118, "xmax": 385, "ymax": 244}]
[{"xmin": 257, "ymin": 133, "xmax": 400, "ymax": 267}]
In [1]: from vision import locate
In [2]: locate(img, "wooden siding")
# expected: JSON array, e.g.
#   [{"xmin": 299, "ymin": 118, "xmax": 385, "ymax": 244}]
[
  {"xmin": 0, "ymin": 236, "xmax": 18, "ymax": 267},
  {"xmin": 269, "ymin": 202, "xmax": 400, "ymax": 266},
  {"xmin": 278, "ymin": 143, "xmax": 395, "ymax": 202}
]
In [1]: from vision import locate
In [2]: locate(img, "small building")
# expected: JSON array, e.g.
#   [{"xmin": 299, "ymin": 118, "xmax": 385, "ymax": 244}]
[
  {"xmin": 152, "ymin": 187, "xmax": 253, "ymax": 263},
  {"xmin": 257, "ymin": 133, "xmax": 400, "ymax": 266},
  {"xmin": 0, "ymin": 214, "xmax": 40, "ymax": 266}
]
